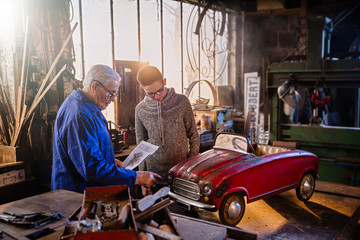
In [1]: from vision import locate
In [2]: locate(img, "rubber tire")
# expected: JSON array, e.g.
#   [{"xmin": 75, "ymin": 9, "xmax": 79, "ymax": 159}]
[
  {"xmin": 219, "ymin": 192, "xmax": 245, "ymax": 226},
  {"xmin": 296, "ymin": 172, "xmax": 315, "ymax": 202}
]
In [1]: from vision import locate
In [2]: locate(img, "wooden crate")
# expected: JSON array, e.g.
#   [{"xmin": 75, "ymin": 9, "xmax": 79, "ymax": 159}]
[
  {"xmin": 63, "ymin": 185, "xmax": 182, "ymax": 240},
  {"xmin": 0, "ymin": 145, "xmax": 25, "ymax": 164}
]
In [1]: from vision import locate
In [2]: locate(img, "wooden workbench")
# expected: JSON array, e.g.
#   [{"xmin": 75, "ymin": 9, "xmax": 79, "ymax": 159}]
[
  {"xmin": 0, "ymin": 189, "xmax": 83, "ymax": 240},
  {"xmin": 0, "ymin": 189, "xmax": 257, "ymax": 240}
]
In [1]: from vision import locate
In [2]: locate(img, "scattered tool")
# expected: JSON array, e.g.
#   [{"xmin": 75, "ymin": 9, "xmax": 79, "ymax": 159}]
[
  {"xmin": 0, "ymin": 212, "xmax": 62, "ymax": 227},
  {"xmin": 136, "ymin": 187, "xmax": 170, "ymax": 212},
  {"xmin": 25, "ymin": 227, "xmax": 55, "ymax": 240}
]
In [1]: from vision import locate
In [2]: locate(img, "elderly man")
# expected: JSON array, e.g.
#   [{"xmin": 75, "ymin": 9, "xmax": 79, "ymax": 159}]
[{"xmin": 51, "ymin": 64, "xmax": 161, "ymax": 193}]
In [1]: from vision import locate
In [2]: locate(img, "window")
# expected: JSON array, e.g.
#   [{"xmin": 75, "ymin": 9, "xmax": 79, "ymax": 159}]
[{"xmin": 71, "ymin": 0, "xmax": 232, "ymax": 119}]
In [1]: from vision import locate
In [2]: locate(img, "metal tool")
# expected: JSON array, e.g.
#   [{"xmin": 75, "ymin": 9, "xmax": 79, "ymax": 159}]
[{"xmin": 0, "ymin": 212, "xmax": 62, "ymax": 227}]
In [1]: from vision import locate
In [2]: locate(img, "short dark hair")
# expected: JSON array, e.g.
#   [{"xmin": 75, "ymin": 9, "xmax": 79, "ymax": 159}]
[{"xmin": 137, "ymin": 65, "xmax": 163, "ymax": 86}]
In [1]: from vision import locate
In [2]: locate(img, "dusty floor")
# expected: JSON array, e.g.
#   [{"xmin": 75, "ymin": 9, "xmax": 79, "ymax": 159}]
[{"xmin": 171, "ymin": 181, "xmax": 360, "ymax": 239}]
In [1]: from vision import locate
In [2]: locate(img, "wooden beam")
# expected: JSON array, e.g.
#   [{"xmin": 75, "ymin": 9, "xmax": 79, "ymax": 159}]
[
  {"xmin": 0, "ymin": 104, "xmax": 9, "ymax": 145},
  {"xmin": 10, "ymin": 22, "xmax": 78, "ymax": 147},
  {"xmin": 11, "ymin": 65, "xmax": 67, "ymax": 146},
  {"xmin": 15, "ymin": 17, "xmax": 30, "ymax": 131},
  {"xmin": 0, "ymin": 87, "xmax": 13, "ymax": 141},
  {"xmin": 25, "ymin": 64, "xmax": 67, "ymax": 122},
  {"xmin": 32, "ymin": 22, "xmax": 78, "ymax": 104},
  {"xmin": 10, "ymin": 105, "xmax": 27, "ymax": 147}
]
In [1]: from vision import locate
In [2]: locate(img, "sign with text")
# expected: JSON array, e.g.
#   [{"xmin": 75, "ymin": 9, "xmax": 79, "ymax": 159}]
[
  {"xmin": 258, "ymin": 113, "xmax": 270, "ymax": 144},
  {"xmin": 244, "ymin": 72, "xmax": 258, "ymax": 118},
  {"xmin": 245, "ymin": 76, "xmax": 260, "ymax": 142}
]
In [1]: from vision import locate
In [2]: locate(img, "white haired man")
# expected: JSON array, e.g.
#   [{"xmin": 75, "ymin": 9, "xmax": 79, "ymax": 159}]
[{"xmin": 52, "ymin": 64, "xmax": 161, "ymax": 193}]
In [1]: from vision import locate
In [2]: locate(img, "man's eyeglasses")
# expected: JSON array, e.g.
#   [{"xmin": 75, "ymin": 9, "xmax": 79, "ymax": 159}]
[
  {"xmin": 145, "ymin": 86, "xmax": 165, "ymax": 98},
  {"xmin": 93, "ymin": 80, "xmax": 118, "ymax": 99}
]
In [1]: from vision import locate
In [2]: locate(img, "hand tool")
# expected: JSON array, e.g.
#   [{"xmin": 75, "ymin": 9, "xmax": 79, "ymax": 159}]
[{"xmin": 0, "ymin": 212, "xmax": 62, "ymax": 227}]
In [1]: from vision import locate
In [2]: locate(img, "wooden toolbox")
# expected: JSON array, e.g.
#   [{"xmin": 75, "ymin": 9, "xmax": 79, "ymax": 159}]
[{"xmin": 62, "ymin": 185, "xmax": 182, "ymax": 240}]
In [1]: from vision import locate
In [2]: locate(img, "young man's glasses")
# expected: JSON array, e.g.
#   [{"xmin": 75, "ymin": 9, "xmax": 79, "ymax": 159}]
[
  {"xmin": 145, "ymin": 86, "xmax": 165, "ymax": 98},
  {"xmin": 93, "ymin": 80, "xmax": 118, "ymax": 99}
]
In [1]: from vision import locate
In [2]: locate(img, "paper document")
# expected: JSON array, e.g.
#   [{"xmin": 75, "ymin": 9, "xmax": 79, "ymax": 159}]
[{"xmin": 122, "ymin": 141, "xmax": 159, "ymax": 170}]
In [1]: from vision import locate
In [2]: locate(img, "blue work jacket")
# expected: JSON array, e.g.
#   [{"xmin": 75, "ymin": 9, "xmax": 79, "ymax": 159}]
[{"xmin": 51, "ymin": 90, "xmax": 136, "ymax": 193}]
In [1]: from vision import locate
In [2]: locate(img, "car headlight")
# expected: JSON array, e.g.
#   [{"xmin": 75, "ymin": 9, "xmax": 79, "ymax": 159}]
[
  {"xmin": 202, "ymin": 184, "xmax": 213, "ymax": 196},
  {"xmin": 167, "ymin": 172, "xmax": 175, "ymax": 185}
]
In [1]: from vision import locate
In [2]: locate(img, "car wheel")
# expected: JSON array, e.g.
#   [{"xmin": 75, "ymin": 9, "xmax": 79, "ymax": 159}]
[
  {"xmin": 296, "ymin": 172, "xmax": 315, "ymax": 202},
  {"xmin": 219, "ymin": 192, "xmax": 245, "ymax": 226}
]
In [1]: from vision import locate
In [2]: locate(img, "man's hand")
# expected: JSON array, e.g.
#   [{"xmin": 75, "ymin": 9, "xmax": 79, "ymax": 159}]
[
  {"xmin": 115, "ymin": 159, "xmax": 124, "ymax": 168},
  {"xmin": 141, "ymin": 185, "xmax": 148, "ymax": 197},
  {"xmin": 135, "ymin": 171, "xmax": 162, "ymax": 189}
]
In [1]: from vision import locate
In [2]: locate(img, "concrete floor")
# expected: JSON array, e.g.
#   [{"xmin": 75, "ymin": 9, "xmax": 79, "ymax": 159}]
[{"xmin": 172, "ymin": 181, "xmax": 360, "ymax": 239}]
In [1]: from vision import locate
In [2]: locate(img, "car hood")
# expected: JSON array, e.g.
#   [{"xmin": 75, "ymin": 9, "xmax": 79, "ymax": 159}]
[{"xmin": 169, "ymin": 148, "xmax": 254, "ymax": 183}]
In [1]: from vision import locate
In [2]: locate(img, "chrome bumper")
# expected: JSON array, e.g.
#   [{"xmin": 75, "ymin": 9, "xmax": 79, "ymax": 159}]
[{"xmin": 168, "ymin": 191, "xmax": 216, "ymax": 210}]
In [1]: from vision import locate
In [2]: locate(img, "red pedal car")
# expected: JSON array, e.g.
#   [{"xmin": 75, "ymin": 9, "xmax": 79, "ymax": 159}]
[{"xmin": 167, "ymin": 133, "xmax": 319, "ymax": 226}]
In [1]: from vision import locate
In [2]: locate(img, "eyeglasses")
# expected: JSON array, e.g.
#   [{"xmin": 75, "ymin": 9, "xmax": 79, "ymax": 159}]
[
  {"xmin": 93, "ymin": 80, "xmax": 118, "ymax": 99},
  {"xmin": 145, "ymin": 86, "xmax": 165, "ymax": 98}
]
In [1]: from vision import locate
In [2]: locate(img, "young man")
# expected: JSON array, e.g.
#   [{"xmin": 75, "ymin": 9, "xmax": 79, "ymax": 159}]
[
  {"xmin": 135, "ymin": 65, "xmax": 200, "ymax": 195},
  {"xmin": 52, "ymin": 64, "xmax": 161, "ymax": 193}
]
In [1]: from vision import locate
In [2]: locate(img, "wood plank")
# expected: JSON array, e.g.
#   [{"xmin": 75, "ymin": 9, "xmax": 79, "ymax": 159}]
[
  {"xmin": 10, "ymin": 22, "xmax": 78, "ymax": 146},
  {"xmin": 24, "ymin": 65, "xmax": 66, "ymax": 122},
  {"xmin": 136, "ymin": 223, "xmax": 182, "ymax": 240},
  {"xmin": 11, "ymin": 65, "xmax": 66, "ymax": 146},
  {"xmin": 0, "ymin": 106, "xmax": 9, "ymax": 145},
  {"xmin": 10, "ymin": 105, "xmax": 26, "ymax": 147},
  {"xmin": 0, "ymin": 86, "xmax": 13, "ymax": 139},
  {"xmin": 15, "ymin": 17, "xmax": 29, "ymax": 131},
  {"xmin": 32, "ymin": 22, "xmax": 78, "ymax": 105},
  {"xmin": 170, "ymin": 212, "xmax": 257, "ymax": 240},
  {"xmin": 335, "ymin": 206, "xmax": 360, "ymax": 240}
]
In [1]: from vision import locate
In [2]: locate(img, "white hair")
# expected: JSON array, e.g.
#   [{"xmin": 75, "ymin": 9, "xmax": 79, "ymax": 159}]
[{"xmin": 83, "ymin": 64, "xmax": 120, "ymax": 89}]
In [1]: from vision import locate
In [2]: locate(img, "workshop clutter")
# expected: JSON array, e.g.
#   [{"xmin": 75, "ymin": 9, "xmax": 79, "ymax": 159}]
[
  {"xmin": 62, "ymin": 185, "xmax": 182, "ymax": 240},
  {"xmin": 108, "ymin": 121, "xmax": 136, "ymax": 153},
  {"xmin": 194, "ymin": 108, "xmax": 234, "ymax": 132},
  {"xmin": 0, "ymin": 211, "xmax": 62, "ymax": 227},
  {"xmin": 0, "ymin": 146, "xmax": 27, "ymax": 187}
]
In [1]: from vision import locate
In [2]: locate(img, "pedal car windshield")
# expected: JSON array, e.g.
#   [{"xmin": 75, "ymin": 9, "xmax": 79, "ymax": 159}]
[{"xmin": 213, "ymin": 133, "xmax": 249, "ymax": 154}]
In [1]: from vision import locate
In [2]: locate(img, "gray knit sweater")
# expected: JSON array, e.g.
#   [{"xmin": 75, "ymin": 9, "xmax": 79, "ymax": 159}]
[{"xmin": 135, "ymin": 87, "xmax": 200, "ymax": 180}]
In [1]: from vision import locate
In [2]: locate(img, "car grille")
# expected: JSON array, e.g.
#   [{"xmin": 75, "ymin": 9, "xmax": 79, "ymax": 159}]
[{"xmin": 173, "ymin": 178, "xmax": 201, "ymax": 200}]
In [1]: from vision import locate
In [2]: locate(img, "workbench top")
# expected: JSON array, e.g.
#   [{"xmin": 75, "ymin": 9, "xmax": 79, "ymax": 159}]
[
  {"xmin": 0, "ymin": 189, "xmax": 83, "ymax": 240},
  {"xmin": 0, "ymin": 189, "xmax": 257, "ymax": 240}
]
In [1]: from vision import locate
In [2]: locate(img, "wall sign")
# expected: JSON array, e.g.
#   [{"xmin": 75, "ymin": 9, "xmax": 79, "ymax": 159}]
[{"xmin": 244, "ymin": 73, "xmax": 260, "ymax": 143}]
